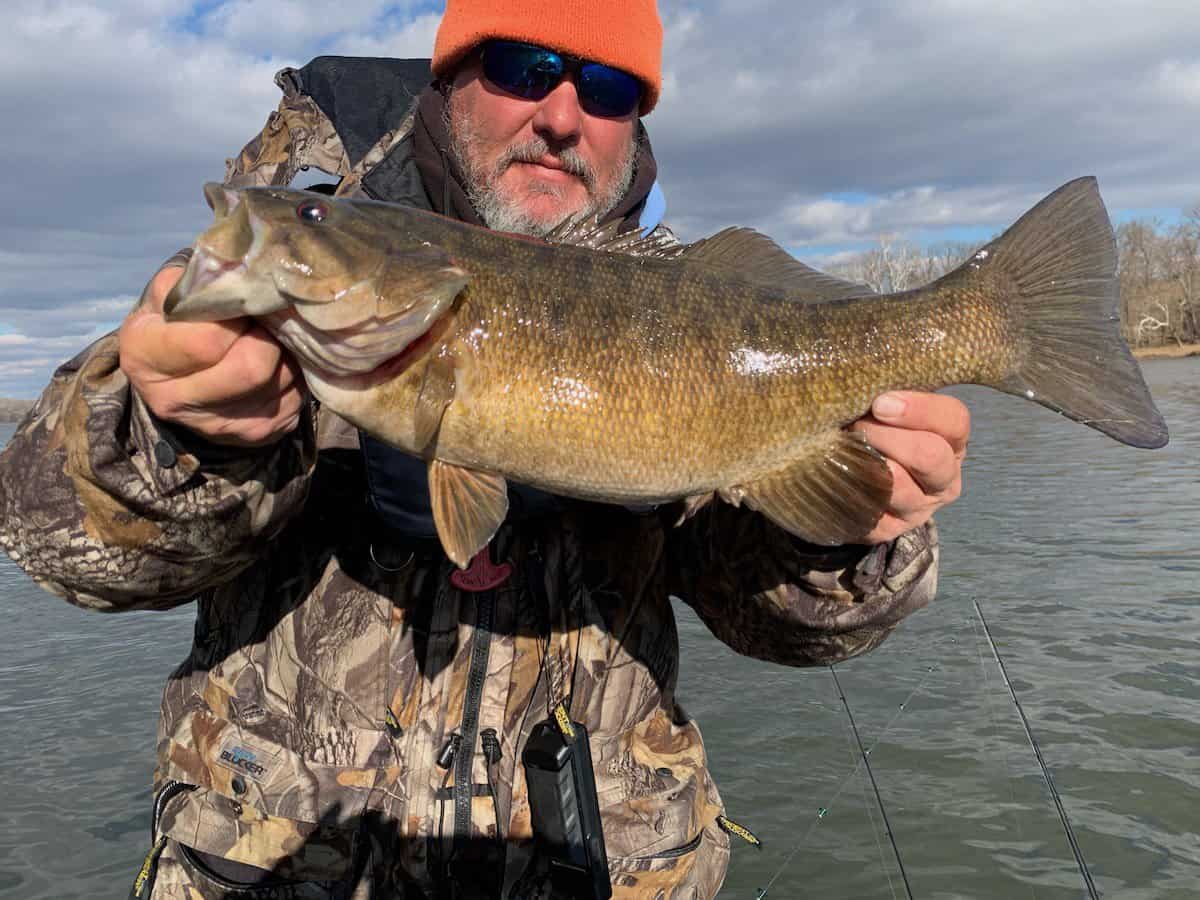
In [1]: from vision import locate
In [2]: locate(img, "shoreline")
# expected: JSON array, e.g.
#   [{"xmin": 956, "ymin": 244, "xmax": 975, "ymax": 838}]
[{"xmin": 1132, "ymin": 342, "xmax": 1200, "ymax": 360}]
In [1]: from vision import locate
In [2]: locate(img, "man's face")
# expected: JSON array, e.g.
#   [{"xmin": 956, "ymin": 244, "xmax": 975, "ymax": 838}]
[{"xmin": 446, "ymin": 54, "xmax": 639, "ymax": 236}]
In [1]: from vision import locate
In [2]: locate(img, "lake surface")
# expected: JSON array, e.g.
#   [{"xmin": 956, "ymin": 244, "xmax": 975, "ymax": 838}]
[{"xmin": 1, "ymin": 358, "xmax": 1197, "ymax": 898}]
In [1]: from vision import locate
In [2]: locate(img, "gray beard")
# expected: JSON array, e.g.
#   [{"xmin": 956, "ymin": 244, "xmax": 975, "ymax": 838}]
[{"xmin": 445, "ymin": 98, "xmax": 637, "ymax": 237}]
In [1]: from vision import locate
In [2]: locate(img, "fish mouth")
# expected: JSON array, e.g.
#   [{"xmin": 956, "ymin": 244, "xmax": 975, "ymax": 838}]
[
  {"xmin": 163, "ymin": 190, "xmax": 275, "ymax": 322},
  {"xmin": 203, "ymin": 182, "xmax": 244, "ymax": 219},
  {"xmin": 163, "ymin": 245, "xmax": 253, "ymax": 321},
  {"xmin": 193, "ymin": 249, "xmax": 246, "ymax": 292}
]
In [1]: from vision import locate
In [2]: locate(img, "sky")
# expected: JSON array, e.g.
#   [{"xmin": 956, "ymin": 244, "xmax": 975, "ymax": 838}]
[{"xmin": 0, "ymin": 0, "xmax": 1197, "ymax": 397}]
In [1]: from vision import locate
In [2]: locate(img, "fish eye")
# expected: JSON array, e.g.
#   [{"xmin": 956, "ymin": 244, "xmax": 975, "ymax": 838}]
[{"xmin": 297, "ymin": 200, "xmax": 328, "ymax": 223}]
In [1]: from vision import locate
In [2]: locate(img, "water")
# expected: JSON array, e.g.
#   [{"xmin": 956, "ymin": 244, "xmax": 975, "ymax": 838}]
[{"xmin": 1, "ymin": 359, "xmax": 1198, "ymax": 898}]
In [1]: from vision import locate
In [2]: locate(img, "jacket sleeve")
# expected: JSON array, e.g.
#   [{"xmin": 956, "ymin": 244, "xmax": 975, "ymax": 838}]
[
  {"xmin": 666, "ymin": 502, "xmax": 939, "ymax": 666},
  {"xmin": 0, "ymin": 278, "xmax": 317, "ymax": 612}
]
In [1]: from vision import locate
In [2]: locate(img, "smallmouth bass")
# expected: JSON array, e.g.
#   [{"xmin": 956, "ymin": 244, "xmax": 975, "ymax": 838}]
[{"xmin": 164, "ymin": 178, "xmax": 1168, "ymax": 566}]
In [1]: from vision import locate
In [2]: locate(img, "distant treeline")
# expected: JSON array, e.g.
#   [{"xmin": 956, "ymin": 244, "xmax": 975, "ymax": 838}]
[
  {"xmin": 825, "ymin": 208, "xmax": 1200, "ymax": 349},
  {"xmin": 0, "ymin": 399, "xmax": 33, "ymax": 422}
]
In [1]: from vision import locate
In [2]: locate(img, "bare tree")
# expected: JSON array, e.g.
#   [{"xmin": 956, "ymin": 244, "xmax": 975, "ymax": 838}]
[
  {"xmin": 827, "ymin": 236, "xmax": 979, "ymax": 293},
  {"xmin": 824, "ymin": 211, "xmax": 1200, "ymax": 350}
]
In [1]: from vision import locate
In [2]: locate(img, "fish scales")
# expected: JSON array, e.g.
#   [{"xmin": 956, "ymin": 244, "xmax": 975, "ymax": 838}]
[
  {"xmin": 164, "ymin": 178, "xmax": 1166, "ymax": 565},
  {"xmin": 415, "ymin": 239, "xmax": 1011, "ymax": 500}
]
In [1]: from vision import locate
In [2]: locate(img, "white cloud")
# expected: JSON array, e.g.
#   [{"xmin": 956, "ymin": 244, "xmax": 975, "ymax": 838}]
[
  {"xmin": 764, "ymin": 184, "xmax": 1023, "ymax": 246},
  {"xmin": 1, "ymin": 0, "xmax": 1199, "ymax": 397},
  {"xmin": 206, "ymin": 0, "xmax": 391, "ymax": 53},
  {"xmin": 651, "ymin": 0, "xmax": 1200, "ymax": 239},
  {"xmin": 1156, "ymin": 59, "xmax": 1200, "ymax": 104},
  {"xmin": 328, "ymin": 12, "xmax": 443, "ymax": 59}
]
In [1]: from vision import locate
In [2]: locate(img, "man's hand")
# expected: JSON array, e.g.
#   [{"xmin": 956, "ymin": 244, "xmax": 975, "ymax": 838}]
[
  {"xmin": 850, "ymin": 390, "xmax": 970, "ymax": 544},
  {"xmin": 118, "ymin": 266, "xmax": 306, "ymax": 448}
]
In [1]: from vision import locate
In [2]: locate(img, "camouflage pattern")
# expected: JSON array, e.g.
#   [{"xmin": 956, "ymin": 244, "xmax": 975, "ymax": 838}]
[
  {"xmin": 0, "ymin": 71, "xmax": 940, "ymax": 899},
  {"xmin": 224, "ymin": 69, "xmax": 352, "ymax": 189},
  {"xmin": 223, "ymin": 67, "xmax": 414, "ymax": 198}
]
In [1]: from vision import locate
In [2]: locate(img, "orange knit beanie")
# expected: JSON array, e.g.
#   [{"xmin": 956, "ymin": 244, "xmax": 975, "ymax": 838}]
[{"xmin": 431, "ymin": 0, "xmax": 663, "ymax": 115}]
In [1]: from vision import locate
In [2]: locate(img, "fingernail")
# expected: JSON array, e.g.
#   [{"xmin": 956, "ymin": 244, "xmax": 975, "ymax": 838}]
[{"xmin": 873, "ymin": 394, "xmax": 906, "ymax": 419}]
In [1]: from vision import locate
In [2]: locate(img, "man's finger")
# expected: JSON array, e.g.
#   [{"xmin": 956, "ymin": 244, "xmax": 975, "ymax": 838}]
[
  {"xmin": 122, "ymin": 265, "xmax": 256, "ymax": 378},
  {"xmin": 198, "ymin": 382, "xmax": 307, "ymax": 447},
  {"xmin": 151, "ymin": 361, "xmax": 305, "ymax": 442},
  {"xmin": 122, "ymin": 311, "xmax": 253, "ymax": 380},
  {"xmin": 149, "ymin": 326, "xmax": 290, "ymax": 412},
  {"xmin": 884, "ymin": 460, "xmax": 926, "ymax": 516},
  {"xmin": 169, "ymin": 386, "xmax": 305, "ymax": 448},
  {"xmin": 140, "ymin": 266, "xmax": 186, "ymax": 316},
  {"xmin": 870, "ymin": 391, "xmax": 971, "ymax": 456},
  {"xmin": 852, "ymin": 418, "xmax": 958, "ymax": 495}
]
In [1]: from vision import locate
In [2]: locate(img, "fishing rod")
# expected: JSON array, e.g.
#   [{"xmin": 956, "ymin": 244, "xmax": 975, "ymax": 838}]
[
  {"xmin": 828, "ymin": 663, "xmax": 914, "ymax": 900},
  {"xmin": 754, "ymin": 652, "xmax": 947, "ymax": 899},
  {"xmin": 972, "ymin": 599, "xmax": 1100, "ymax": 900}
]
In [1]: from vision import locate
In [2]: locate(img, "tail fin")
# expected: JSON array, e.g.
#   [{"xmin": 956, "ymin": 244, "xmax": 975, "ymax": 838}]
[{"xmin": 981, "ymin": 177, "xmax": 1168, "ymax": 448}]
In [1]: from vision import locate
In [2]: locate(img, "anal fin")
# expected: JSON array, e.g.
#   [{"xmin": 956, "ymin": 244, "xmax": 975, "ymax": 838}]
[
  {"xmin": 736, "ymin": 431, "xmax": 893, "ymax": 545},
  {"xmin": 429, "ymin": 459, "xmax": 509, "ymax": 568}
]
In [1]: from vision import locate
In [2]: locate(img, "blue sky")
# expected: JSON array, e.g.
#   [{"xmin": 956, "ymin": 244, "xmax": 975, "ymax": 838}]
[{"xmin": 0, "ymin": 0, "xmax": 1198, "ymax": 397}]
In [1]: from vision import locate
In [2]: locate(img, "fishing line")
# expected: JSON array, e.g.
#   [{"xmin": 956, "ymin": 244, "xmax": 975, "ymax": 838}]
[
  {"xmin": 972, "ymin": 599, "xmax": 1100, "ymax": 900},
  {"xmin": 969, "ymin": 607, "xmax": 1038, "ymax": 900},
  {"xmin": 839, "ymin": 686, "xmax": 900, "ymax": 900},
  {"xmin": 754, "ymin": 648, "xmax": 947, "ymax": 899},
  {"xmin": 829, "ymin": 664, "xmax": 914, "ymax": 899}
]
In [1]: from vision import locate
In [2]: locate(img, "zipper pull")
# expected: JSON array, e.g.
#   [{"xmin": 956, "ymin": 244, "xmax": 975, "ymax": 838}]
[
  {"xmin": 552, "ymin": 701, "xmax": 576, "ymax": 740},
  {"xmin": 128, "ymin": 835, "xmax": 168, "ymax": 899},
  {"xmin": 385, "ymin": 707, "xmax": 404, "ymax": 739},
  {"xmin": 436, "ymin": 732, "xmax": 462, "ymax": 770},
  {"xmin": 717, "ymin": 814, "xmax": 763, "ymax": 849}
]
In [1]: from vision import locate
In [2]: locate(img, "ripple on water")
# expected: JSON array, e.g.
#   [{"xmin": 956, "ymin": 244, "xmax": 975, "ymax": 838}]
[{"xmin": 3, "ymin": 365, "xmax": 1200, "ymax": 898}]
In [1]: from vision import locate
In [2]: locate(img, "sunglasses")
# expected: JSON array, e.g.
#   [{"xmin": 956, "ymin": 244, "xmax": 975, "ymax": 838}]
[{"xmin": 479, "ymin": 40, "xmax": 642, "ymax": 118}]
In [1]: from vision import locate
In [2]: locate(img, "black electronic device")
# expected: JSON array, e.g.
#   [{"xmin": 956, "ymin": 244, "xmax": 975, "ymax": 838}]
[{"xmin": 521, "ymin": 716, "xmax": 612, "ymax": 900}]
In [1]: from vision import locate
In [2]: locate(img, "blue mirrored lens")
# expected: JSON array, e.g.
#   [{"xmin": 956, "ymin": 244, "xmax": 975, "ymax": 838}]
[
  {"xmin": 482, "ymin": 41, "xmax": 562, "ymax": 100},
  {"xmin": 579, "ymin": 63, "xmax": 641, "ymax": 117},
  {"xmin": 481, "ymin": 41, "xmax": 642, "ymax": 118}
]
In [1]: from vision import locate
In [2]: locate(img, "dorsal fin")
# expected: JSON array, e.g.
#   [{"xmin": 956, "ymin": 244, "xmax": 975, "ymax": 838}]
[
  {"xmin": 544, "ymin": 215, "xmax": 685, "ymax": 259},
  {"xmin": 544, "ymin": 215, "xmax": 871, "ymax": 300},
  {"xmin": 683, "ymin": 227, "xmax": 874, "ymax": 302}
]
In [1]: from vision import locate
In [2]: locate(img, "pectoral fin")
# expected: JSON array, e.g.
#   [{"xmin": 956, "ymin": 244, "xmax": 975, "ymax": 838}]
[
  {"xmin": 414, "ymin": 353, "xmax": 457, "ymax": 451},
  {"xmin": 429, "ymin": 460, "xmax": 509, "ymax": 567},
  {"xmin": 734, "ymin": 431, "xmax": 893, "ymax": 545}
]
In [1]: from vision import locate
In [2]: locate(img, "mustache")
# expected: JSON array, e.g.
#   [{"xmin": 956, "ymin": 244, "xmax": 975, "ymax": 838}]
[{"xmin": 493, "ymin": 138, "xmax": 597, "ymax": 191}]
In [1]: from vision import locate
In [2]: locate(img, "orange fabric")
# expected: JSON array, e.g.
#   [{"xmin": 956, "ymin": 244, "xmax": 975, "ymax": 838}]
[{"xmin": 431, "ymin": 0, "xmax": 663, "ymax": 115}]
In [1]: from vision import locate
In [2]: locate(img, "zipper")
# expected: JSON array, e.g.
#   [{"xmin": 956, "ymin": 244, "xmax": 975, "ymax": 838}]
[
  {"xmin": 453, "ymin": 590, "xmax": 496, "ymax": 846},
  {"xmin": 627, "ymin": 831, "xmax": 704, "ymax": 861},
  {"xmin": 178, "ymin": 842, "xmax": 302, "ymax": 891},
  {"xmin": 151, "ymin": 779, "xmax": 192, "ymax": 840}
]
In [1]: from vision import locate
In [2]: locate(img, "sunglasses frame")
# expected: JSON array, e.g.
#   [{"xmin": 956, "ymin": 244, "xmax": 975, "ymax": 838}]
[{"xmin": 478, "ymin": 39, "xmax": 643, "ymax": 119}]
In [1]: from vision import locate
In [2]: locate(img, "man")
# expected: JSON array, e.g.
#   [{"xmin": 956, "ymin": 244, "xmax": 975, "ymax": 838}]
[{"xmin": 0, "ymin": 1, "xmax": 968, "ymax": 897}]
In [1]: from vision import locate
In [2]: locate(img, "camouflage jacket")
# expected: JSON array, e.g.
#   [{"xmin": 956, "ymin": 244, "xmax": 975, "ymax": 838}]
[{"xmin": 0, "ymin": 59, "xmax": 939, "ymax": 900}]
